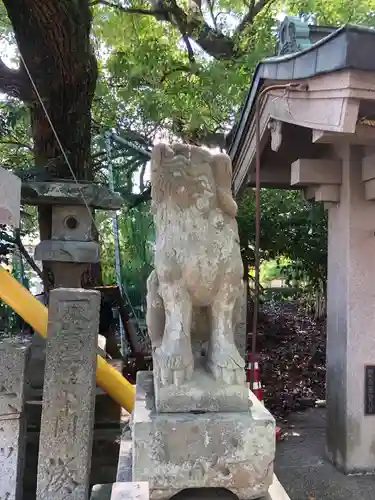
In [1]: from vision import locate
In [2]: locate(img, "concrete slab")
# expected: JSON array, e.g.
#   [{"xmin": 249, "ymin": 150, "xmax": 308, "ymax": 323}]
[
  {"xmin": 275, "ymin": 408, "xmax": 375, "ymax": 500},
  {"xmin": 0, "ymin": 339, "xmax": 29, "ymax": 500}
]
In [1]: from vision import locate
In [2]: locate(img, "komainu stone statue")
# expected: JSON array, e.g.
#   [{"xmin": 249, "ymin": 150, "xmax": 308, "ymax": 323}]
[
  {"xmin": 146, "ymin": 143, "xmax": 246, "ymax": 394},
  {"xmin": 134, "ymin": 143, "xmax": 275, "ymax": 499}
]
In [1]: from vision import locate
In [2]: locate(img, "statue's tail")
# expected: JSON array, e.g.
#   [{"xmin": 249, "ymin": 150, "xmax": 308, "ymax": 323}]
[{"xmin": 146, "ymin": 270, "xmax": 165, "ymax": 349}]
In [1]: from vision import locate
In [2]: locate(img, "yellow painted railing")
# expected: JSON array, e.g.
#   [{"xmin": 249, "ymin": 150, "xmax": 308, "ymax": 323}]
[{"xmin": 0, "ymin": 266, "xmax": 135, "ymax": 412}]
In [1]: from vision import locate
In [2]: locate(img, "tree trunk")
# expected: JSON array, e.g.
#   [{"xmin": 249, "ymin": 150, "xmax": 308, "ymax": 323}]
[{"xmin": 3, "ymin": 0, "xmax": 99, "ymax": 290}]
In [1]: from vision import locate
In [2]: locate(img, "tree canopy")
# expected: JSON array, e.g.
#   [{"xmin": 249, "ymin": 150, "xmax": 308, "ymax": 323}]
[
  {"xmin": 0, "ymin": 0, "xmax": 374, "ymax": 192},
  {"xmin": 1, "ymin": 0, "xmax": 375, "ymax": 180},
  {"xmin": 91, "ymin": 0, "xmax": 375, "ymax": 148},
  {"xmin": 0, "ymin": 0, "xmax": 374, "ymax": 296}
]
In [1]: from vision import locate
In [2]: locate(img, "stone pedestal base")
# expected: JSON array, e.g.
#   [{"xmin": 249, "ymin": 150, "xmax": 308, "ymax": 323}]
[
  {"xmin": 132, "ymin": 372, "xmax": 275, "ymax": 500},
  {"xmin": 154, "ymin": 364, "xmax": 249, "ymax": 413}
]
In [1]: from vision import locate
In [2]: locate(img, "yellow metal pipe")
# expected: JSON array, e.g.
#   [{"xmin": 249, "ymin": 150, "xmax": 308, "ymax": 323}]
[{"xmin": 0, "ymin": 265, "xmax": 135, "ymax": 412}]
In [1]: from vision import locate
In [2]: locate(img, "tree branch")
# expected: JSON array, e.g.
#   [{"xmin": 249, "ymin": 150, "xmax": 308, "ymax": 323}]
[
  {"xmin": 91, "ymin": 150, "xmax": 106, "ymax": 160},
  {"xmin": 235, "ymin": 0, "xmax": 274, "ymax": 34},
  {"xmin": 158, "ymin": 64, "xmax": 203, "ymax": 83},
  {"xmin": 96, "ymin": 0, "xmax": 237, "ymax": 60},
  {"xmin": 159, "ymin": 65, "xmax": 193, "ymax": 82},
  {"xmin": 163, "ymin": 0, "xmax": 237, "ymax": 59},
  {"xmin": 122, "ymin": 186, "xmax": 152, "ymax": 209},
  {"xmin": 139, "ymin": 163, "xmax": 147, "ymax": 193},
  {"xmin": 182, "ymin": 35, "xmax": 195, "ymax": 64},
  {"xmin": 206, "ymin": 0, "xmax": 217, "ymax": 30},
  {"xmin": 89, "ymin": 0, "xmax": 167, "ymax": 17}
]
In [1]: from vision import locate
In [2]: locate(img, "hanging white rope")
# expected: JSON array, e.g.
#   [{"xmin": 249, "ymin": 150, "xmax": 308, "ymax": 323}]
[
  {"xmin": 19, "ymin": 52, "xmax": 98, "ymax": 232},
  {"xmin": 19, "ymin": 52, "xmax": 144, "ymax": 340}
]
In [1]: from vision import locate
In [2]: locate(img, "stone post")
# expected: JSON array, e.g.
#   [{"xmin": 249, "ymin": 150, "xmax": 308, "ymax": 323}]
[
  {"xmin": 36, "ymin": 288, "xmax": 100, "ymax": 500},
  {"xmin": 326, "ymin": 144, "xmax": 375, "ymax": 473},
  {"xmin": 0, "ymin": 339, "xmax": 30, "ymax": 500},
  {"xmin": 34, "ymin": 203, "xmax": 100, "ymax": 288}
]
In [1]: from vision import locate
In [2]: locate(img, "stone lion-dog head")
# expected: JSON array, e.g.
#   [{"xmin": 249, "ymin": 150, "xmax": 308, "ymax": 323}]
[{"xmin": 151, "ymin": 142, "xmax": 238, "ymax": 219}]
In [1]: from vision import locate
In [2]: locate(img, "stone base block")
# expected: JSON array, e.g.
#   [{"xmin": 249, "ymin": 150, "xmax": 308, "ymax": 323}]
[
  {"xmin": 34, "ymin": 240, "xmax": 100, "ymax": 263},
  {"xmin": 132, "ymin": 372, "xmax": 275, "ymax": 500},
  {"xmin": 154, "ymin": 365, "xmax": 249, "ymax": 413}
]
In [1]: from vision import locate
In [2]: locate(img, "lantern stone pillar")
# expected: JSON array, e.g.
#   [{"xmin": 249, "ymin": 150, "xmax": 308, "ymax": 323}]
[
  {"xmin": 22, "ymin": 181, "xmax": 123, "ymax": 289},
  {"xmin": 21, "ymin": 181, "xmax": 122, "ymax": 392}
]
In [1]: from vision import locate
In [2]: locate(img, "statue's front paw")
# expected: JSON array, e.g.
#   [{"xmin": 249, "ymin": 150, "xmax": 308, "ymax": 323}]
[
  {"xmin": 154, "ymin": 345, "xmax": 194, "ymax": 386},
  {"xmin": 207, "ymin": 361, "xmax": 245, "ymax": 385},
  {"xmin": 208, "ymin": 341, "xmax": 245, "ymax": 385}
]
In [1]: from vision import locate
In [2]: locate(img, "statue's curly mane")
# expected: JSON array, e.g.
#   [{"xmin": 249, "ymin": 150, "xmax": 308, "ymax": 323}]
[
  {"xmin": 151, "ymin": 144, "xmax": 215, "ymax": 210},
  {"xmin": 152, "ymin": 162, "xmax": 209, "ymax": 209},
  {"xmin": 151, "ymin": 143, "xmax": 238, "ymax": 218}
]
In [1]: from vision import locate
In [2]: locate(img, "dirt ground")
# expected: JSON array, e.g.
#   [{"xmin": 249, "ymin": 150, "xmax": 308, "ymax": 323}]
[{"xmin": 257, "ymin": 300, "xmax": 326, "ymax": 420}]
